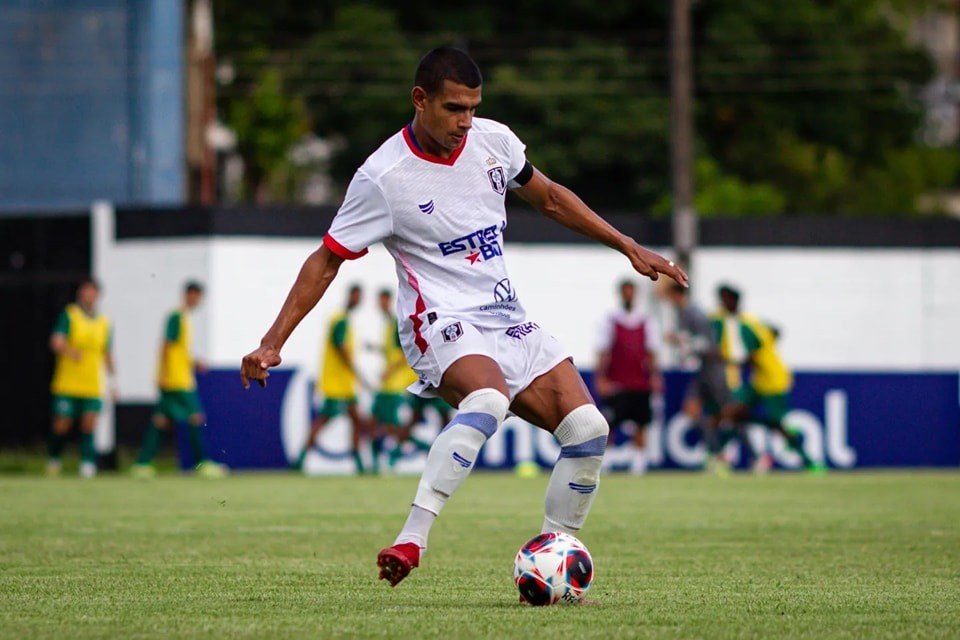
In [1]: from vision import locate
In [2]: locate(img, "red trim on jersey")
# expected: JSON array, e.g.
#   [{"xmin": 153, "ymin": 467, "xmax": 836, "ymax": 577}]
[
  {"xmin": 397, "ymin": 251, "xmax": 429, "ymax": 354},
  {"xmin": 402, "ymin": 124, "xmax": 467, "ymax": 167},
  {"xmin": 323, "ymin": 234, "xmax": 368, "ymax": 260}
]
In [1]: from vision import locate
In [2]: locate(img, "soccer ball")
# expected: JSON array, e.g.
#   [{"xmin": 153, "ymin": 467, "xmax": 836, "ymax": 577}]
[{"xmin": 513, "ymin": 531, "xmax": 593, "ymax": 605}]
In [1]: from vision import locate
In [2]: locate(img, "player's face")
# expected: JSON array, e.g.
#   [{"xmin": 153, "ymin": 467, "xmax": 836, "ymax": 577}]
[
  {"xmin": 185, "ymin": 290, "xmax": 203, "ymax": 310},
  {"xmin": 379, "ymin": 293, "xmax": 391, "ymax": 313},
  {"xmin": 619, "ymin": 284, "xmax": 635, "ymax": 307},
  {"xmin": 347, "ymin": 288, "xmax": 362, "ymax": 310},
  {"xmin": 720, "ymin": 292, "xmax": 738, "ymax": 313},
  {"xmin": 77, "ymin": 283, "xmax": 99, "ymax": 310},
  {"xmin": 414, "ymin": 80, "xmax": 481, "ymax": 152}
]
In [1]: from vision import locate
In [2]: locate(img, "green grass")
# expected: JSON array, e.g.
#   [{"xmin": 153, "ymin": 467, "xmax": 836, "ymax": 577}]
[{"xmin": 1, "ymin": 471, "xmax": 958, "ymax": 639}]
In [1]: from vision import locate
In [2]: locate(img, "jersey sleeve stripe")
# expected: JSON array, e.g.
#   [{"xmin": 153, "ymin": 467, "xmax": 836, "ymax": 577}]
[
  {"xmin": 397, "ymin": 250, "xmax": 429, "ymax": 354},
  {"xmin": 323, "ymin": 234, "xmax": 369, "ymax": 260}
]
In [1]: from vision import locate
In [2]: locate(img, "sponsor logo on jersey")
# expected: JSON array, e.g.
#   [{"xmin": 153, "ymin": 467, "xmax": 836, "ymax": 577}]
[
  {"xmin": 506, "ymin": 322, "xmax": 539, "ymax": 339},
  {"xmin": 441, "ymin": 322, "xmax": 463, "ymax": 343},
  {"xmin": 487, "ymin": 166, "xmax": 507, "ymax": 195},
  {"xmin": 493, "ymin": 278, "xmax": 517, "ymax": 302},
  {"xmin": 418, "ymin": 200, "xmax": 435, "ymax": 214},
  {"xmin": 438, "ymin": 222, "xmax": 506, "ymax": 265}
]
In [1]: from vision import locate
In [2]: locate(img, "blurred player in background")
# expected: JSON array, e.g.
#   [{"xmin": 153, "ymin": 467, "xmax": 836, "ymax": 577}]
[
  {"xmin": 594, "ymin": 279, "xmax": 663, "ymax": 474},
  {"xmin": 713, "ymin": 284, "xmax": 823, "ymax": 474},
  {"xmin": 241, "ymin": 47, "xmax": 686, "ymax": 587},
  {"xmin": 395, "ymin": 396, "xmax": 453, "ymax": 469},
  {"xmin": 293, "ymin": 284, "xmax": 371, "ymax": 474},
  {"xmin": 661, "ymin": 282, "xmax": 732, "ymax": 474},
  {"xmin": 47, "ymin": 278, "xmax": 114, "ymax": 478},
  {"xmin": 370, "ymin": 288, "xmax": 430, "ymax": 473},
  {"xmin": 132, "ymin": 282, "xmax": 226, "ymax": 478}
]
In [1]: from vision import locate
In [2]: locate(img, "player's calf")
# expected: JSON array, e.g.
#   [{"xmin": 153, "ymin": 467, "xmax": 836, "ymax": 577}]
[{"xmin": 542, "ymin": 404, "xmax": 608, "ymax": 534}]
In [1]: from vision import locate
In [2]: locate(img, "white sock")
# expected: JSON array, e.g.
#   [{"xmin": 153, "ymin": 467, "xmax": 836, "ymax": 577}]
[
  {"xmin": 397, "ymin": 388, "xmax": 509, "ymax": 549},
  {"xmin": 629, "ymin": 445, "xmax": 647, "ymax": 475},
  {"xmin": 394, "ymin": 505, "xmax": 436, "ymax": 550},
  {"xmin": 542, "ymin": 404, "xmax": 609, "ymax": 534}
]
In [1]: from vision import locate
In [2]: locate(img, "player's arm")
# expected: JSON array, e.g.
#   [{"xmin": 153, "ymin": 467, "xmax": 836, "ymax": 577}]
[
  {"xmin": 594, "ymin": 349, "xmax": 614, "ymax": 399},
  {"xmin": 50, "ymin": 311, "xmax": 82, "ymax": 361},
  {"xmin": 513, "ymin": 168, "xmax": 687, "ymax": 286},
  {"xmin": 241, "ymin": 245, "xmax": 345, "ymax": 388},
  {"xmin": 646, "ymin": 318, "xmax": 664, "ymax": 393},
  {"xmin": 331, "ymin": 319, "xmax": 368, "ymax": 387}
]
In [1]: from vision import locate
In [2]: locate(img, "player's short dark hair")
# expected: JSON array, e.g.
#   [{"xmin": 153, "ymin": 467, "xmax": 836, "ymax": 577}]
[
  {"xmin": 378, "ymin": 288, "xmax": 392, "ymax": 298},
  {"xmin": 669, "ymin": 282, "xmax": 688, "ymax": 295},
  {"xmin": 78, "ymin": 278, "xmax": 100, "ymax": 291},
  {"xmin": 348, "ymin": 283, "xmax": 362, "ymax": 295},
  {"xmin": 618, "ymin": 278, "xmax": 636, "ymax": 291},
  {"xmin": 718, "ymin": 284, "xmax": 740, "ymax": 303},
  {"xmin": 184, "ymin": 281, "xmax": 204, "ymax": 294},
  {"xmin": 414, "ymin": 47, "xmax": 482, "ymax": 95}
]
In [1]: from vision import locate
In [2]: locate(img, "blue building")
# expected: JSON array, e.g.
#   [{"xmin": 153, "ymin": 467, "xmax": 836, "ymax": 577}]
[{"xmin": 0, "ymin": 0, "xmax": 184, "ymax": 211}]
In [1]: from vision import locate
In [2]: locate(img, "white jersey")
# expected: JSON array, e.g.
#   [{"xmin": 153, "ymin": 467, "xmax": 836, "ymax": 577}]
[{"xmin": 324, "ymin": 117, "xmax": 531, "ymax": 366}]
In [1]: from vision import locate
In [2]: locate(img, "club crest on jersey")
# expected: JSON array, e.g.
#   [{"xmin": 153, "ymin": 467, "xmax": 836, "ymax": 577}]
[
  {"xmin": 418, "ymin": 200, "xmax": 435, "ymax": 214},
  {"xmin": 487, "ymin": 166, "xmax": 507, "ymax": 195},
  {"xmin": 441, "ymin": 322, "xmax": 463, "ymax": 343}
]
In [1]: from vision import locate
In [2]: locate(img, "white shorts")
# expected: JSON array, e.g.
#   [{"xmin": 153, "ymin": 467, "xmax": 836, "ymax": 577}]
[{"xmin": 407, "ymin": 317, "xmax": 572, "ymax": 401}]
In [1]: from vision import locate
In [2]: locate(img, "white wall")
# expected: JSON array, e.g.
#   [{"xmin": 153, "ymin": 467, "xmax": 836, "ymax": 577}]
[{"xmin": 94, "ymin": 209, "xmax": 960, "ymax": 402}]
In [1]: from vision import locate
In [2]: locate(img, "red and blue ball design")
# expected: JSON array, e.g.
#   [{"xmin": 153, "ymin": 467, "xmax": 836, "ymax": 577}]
[{"xmin": 513, "ymin": 531, "xmax": 594, "ymax": 605}]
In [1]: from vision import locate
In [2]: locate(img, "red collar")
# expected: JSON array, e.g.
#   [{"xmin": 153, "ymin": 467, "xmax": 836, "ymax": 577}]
[{"xmin": 402, "ymin": 124, "xmax": 467, "ymax": 166}]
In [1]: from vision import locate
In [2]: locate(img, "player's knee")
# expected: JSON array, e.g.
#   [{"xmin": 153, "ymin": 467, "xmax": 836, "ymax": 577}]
[
  {"xmin": 555, "ymin": 404, "xmax": 609, "ymax": 457},
  {"xmin": 450, "ymin": 387, "xmax": 509, "ymax": 439}
]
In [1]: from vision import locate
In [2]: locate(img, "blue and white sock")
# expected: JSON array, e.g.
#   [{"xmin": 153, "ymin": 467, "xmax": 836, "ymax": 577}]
[
  {"xmin": 542, "ymin": 404, "xmax": 609, "ymax": 534},
  {"xmin": 395, "ymin": 388, "xmax": 509, "ymax": 550}
]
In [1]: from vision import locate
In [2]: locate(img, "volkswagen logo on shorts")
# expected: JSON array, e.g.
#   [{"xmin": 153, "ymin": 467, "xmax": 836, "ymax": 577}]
[{"xmin": 493, "ymin": 278, "xmax": 517, "ymax": 302}]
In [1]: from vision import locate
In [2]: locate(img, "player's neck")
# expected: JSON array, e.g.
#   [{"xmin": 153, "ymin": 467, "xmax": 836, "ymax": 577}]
[{"xmin": 409, "ymin": 118, "xmax": 454, "ymax": 159}]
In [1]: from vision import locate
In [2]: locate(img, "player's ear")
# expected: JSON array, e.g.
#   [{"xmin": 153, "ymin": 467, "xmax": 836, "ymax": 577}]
[{"xmin": 411, "ymin": 86, "xmax": 428, "ymax": 112}]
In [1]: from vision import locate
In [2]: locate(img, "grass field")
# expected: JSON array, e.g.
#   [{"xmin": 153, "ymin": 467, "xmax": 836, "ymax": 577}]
[{"xmin": 1, "ymin": 471, "xmax": 958, "ymax": 639}]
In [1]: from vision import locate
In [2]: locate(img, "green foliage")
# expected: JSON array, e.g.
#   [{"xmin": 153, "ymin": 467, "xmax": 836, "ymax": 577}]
[
  {"xmin": 227, "ymin": 59, "xmax": 309, "ymax": 200},
  {"xmin": 216, "ymin": 0, "xmax": 953, "ymax": 215},
  {"xmin": 654, "ymin": 158, "xmax": 786, "ymax": 217},
  {"xmin": 486, "ymin": 43, "xmax": 669, "ymax": 207}
]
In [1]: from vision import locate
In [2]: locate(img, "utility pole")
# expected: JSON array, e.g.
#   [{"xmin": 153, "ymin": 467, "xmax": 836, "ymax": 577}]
[
  {"xmin": 186, "ymin": 0, "xmax": 216, "ymax": 203},
  {"xmin": 670, "ymin": 0, "xmax": 696, "ymax": 268}
]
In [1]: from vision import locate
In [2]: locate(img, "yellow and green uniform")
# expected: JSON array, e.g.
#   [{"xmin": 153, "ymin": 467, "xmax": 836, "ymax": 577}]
[
  {"xmin": 154, "ymin": 309, "xmax": 203, "ymax": 422},
  {"xmin": 372, "ymin": 316, "xmax": 418, "ymax": 426},
  {"xmin": 316, "ymin": 311, "xmax": 358, "ymax": 417},
  {"xmin": 50, "ymin": 304, "xmax": 111, "ymax": 418},
  {"xmin": 713, "ymin": 311, "xmax": 792, "ymax": 422}
]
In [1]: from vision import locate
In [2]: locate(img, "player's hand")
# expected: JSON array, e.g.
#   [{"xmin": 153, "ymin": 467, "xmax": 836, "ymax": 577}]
[
  {"xmin": 241, "ymin": 345, "xmax": 282, "ymax": 389},
  {"xmin": 625, "ymin": 242, "xmax": 688, "ymax": 287},
  {"xmin": 595, "ymin": 376, "xmax": 615, "ymax": 398}
]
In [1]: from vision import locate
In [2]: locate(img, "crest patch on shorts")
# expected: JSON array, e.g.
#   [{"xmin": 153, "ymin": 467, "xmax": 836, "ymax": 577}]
[{"xmin": 441, "ymin": 322, "xmax": 464, "ymax": 343}]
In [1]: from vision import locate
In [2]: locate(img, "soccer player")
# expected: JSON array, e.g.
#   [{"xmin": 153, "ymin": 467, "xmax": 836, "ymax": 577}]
[
  {"xmin": 48, "ymin": 278, "xmax": 115, "ymax": 478},
  {"xmin": 293, "ymin": 284, "xmax": 371, "ymax": 474},
  {"xmin": 132, "ymin": 282, "xmax": 226, "ymax": 478},
  {"xmin": 370, "ymin": 289, "xmax": 431, "ymax": 472},
  {"xmin": 240, "ymin": 47, "xmax": 687, "ymax": 587},
  {"xmin": 594, "ymin": 279, "xmax": 663, "ymax": 475},
  {"xmin": 712, "ymin": 284, "xmax": 823, "ymax": 473},
  {"xmin": 661, "ymin": 282, "xmax": 731, "ymax": 474}
]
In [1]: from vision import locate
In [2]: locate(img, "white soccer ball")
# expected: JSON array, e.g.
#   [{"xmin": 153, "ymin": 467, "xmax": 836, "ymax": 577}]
[{"xmin": 513, "ymin": 531, "xmax": 594, "ymax": 605}]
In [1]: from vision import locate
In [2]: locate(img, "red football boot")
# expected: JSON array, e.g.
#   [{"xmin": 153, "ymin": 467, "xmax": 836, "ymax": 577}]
[{"xmin": 377, "ymin": 542, "xmax": 421, "ymax": 587}]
